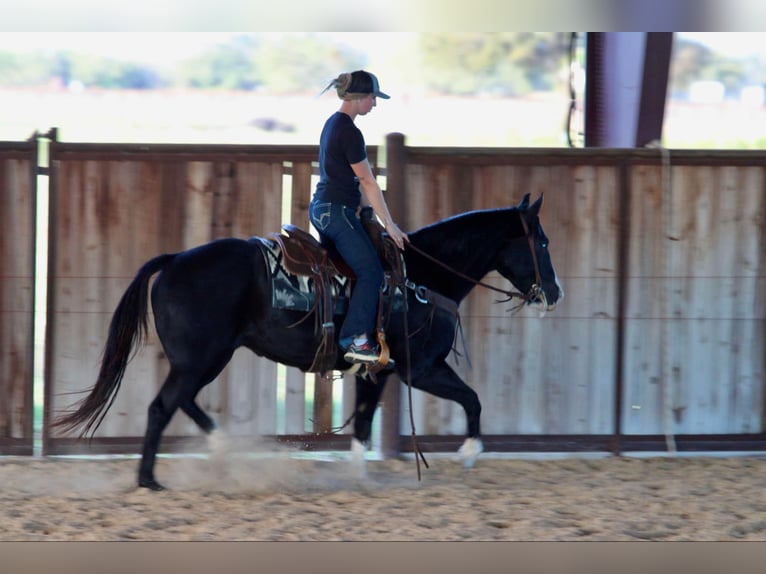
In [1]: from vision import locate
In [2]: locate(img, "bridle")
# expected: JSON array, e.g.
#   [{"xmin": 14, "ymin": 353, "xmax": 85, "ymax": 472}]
[{"xmin": 404, "ymin": 212, "xmax": 547, "ymax": 311}]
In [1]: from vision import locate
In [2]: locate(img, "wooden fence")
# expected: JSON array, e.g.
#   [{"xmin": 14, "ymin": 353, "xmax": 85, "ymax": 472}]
[
  {"xmin": 0, "ymin": 141, "xmax": 36, "ymax": 455},
  {"xmin": 0, "ymin": 132, "xmax": 763, "ymax": 458},
  {"xmin": 387, "ymin": 141, "xmax": 765, "ymax": 455},
  {"xmin": 43, "ymin": 141, "xmax": 381, "ymax": 455}
]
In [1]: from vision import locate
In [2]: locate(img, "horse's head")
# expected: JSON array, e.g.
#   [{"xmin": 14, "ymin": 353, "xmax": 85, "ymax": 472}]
[{"xmin": 496, "ymin": 193, "xmax": 563, "ymax": 315}]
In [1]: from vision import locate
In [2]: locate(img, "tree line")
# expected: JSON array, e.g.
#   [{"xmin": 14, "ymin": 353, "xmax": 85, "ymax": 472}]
[{"xmin": 0, "ymin": 33, "xmax": 761, "ymax": 98}]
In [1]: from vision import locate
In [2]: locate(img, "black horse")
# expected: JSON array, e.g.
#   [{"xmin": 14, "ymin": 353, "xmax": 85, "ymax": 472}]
[{"xmin": 53, "ymin": 193, "xmax": 562, "ymax": 490}]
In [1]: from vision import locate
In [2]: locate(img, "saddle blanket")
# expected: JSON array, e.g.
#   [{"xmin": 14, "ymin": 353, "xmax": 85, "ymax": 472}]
[{"xmin": 255, "ymin": 237, "xmax": 351, "ymax": 315}]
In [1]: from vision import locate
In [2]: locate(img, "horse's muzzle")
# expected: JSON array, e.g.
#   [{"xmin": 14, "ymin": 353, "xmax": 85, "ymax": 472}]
[{"xmin": 528, "ymin": 283, "xmax": 563, "ymax": 317}]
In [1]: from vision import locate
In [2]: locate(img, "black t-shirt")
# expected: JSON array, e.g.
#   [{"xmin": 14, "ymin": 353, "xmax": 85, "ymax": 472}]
[{"xmin": 313, "ymin": 112, "xmax": 367, "ymax": 208}]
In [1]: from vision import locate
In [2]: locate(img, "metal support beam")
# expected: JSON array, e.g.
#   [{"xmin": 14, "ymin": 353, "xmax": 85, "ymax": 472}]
[
  {"xmin": 635, "ymin": 32, "xmax": 674, "ymax": 147},
  {"xmin": 585, "ymin": 33, "xmax": 673, "ymax": 148}
]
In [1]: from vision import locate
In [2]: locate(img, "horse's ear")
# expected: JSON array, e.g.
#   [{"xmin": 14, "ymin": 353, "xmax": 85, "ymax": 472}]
[
  {"xmin": 527, "ymin": 193, "xmax": 544, "ymax": 217},
  {"xmin": 517, "ymin": 193, "xmax": 531, "ymax": 210}
]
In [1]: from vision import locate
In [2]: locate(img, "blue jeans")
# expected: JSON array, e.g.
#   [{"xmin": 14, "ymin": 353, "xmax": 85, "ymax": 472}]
[{"xmin": 309, "ymin": 198, "xmax": 384, "ymax": 346}]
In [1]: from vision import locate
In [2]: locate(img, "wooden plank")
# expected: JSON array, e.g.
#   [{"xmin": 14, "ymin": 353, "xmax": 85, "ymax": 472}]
[
  {"xmin": 731, "ymin": 167, "xmax": 765, "ymax": 432},
  {"xmin": 183, "ymin": 161, "xmax": 215, "ymax": 248},
  {"xmin": 112, "ymin": 161, "xmax": 165, "ymax": 436},
  {"xmin": 312, "ymin": 372, "xmax": 334, "ymax": 434},
  {"xmin": 284, "ymin": 160, "xmax": 313, "ymax": 435},
  {"xmin": 49, "ymin": 160, "xmax": 102, "ymax": 435},
  {"xmin": 0, "ymin": 154, "xmax": 35, "ymax": 448},
  {"xmin": 210, "ymin": 161, "xmax": 236, "ymax": 240},
  {"xmin": 219, "ymin": 161, "xmax": 285, "ymax": 436},
  {"xmin": 278, "ymin": 159, "xmax": 335, "ymax": 435},
  {"xmin": 551, "ymin": 165, "xmax": 618, "ymax": 434},
  {"xmin": 623, "ymin": 163, "xmax": 664, "ymax": 434}
]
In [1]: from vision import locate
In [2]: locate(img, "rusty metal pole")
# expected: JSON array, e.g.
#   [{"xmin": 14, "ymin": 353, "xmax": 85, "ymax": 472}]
[{"xmin": 380, "ymin": 132, "xmax": 407, "ymax": 459}]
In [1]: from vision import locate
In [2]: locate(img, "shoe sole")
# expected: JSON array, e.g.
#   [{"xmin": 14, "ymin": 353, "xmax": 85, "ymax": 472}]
[
  {"xmin": 343, "ymin": 351, "xmax": 382, "ymax": 364},
  {"xmin": 343, "ymin": 352, "xmax": 396, "ymax": 367}
]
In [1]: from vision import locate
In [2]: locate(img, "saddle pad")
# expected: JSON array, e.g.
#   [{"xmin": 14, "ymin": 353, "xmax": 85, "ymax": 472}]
[{"xmin": 255, "ymin": 238, "xmax": 350, "ymax": 315}]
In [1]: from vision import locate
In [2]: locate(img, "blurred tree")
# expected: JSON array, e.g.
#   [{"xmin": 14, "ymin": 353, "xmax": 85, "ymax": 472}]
[
  {"xmin": 2, "ymin": 33, "xmax": 763, "ymax": 100},
  {"xmin": 0, "ymin": 52, "xmax": 51, "ymax": 86},
  {"xmin": 417, "ymin": 33, "xmax": 570, "ymax": 96},
  {"xmin": 49, "ymin": 51, "xmax": 164, "ymax": 89},
  {"xmin": 255, "ymin": 34, "xmax": 366, "ymax": 94},
  {"xmin": 669, "ymin": 38, "xmax": 715, "ymax": 95},
  {"xmin": 670, "ymin": 37, "xmax": 765, "ymax": 99},
  {"xmin": 172, "ymin": 34, "xmax": 365, "ymax": 93},
  {"xmin": 178, "ymin": 35, "xmax": 261, "ymax": 90},
  {"xmin": 710, "ymin": 60, "xmax": 747, "ymax": 97},
  {"xmin": 93, "ymin": 62, "xmax": 164, "ymax": 89}
]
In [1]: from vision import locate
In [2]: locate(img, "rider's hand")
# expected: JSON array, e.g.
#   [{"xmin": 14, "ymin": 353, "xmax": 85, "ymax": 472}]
[{"xmin": 385, "ymin": 222, "xmax": 409, "ymax": 250}]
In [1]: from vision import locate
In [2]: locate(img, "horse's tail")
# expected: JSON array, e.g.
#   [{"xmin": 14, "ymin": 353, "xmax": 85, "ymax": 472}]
[{"xmin": 52, "ymin": 253, "xmax": 176, "ymax": 438}]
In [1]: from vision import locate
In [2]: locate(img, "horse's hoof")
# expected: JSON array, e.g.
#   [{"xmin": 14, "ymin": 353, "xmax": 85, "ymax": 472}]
[
  {"xmin": 458, "ymin": 437, "xmax": 484, "ymax": 469},
  {"xmin": 350, "ymin": 438, "xmax": 369, "ymax": 479},
  {"xmin": 138, "ymin": 478, "xmax": 166, "ymax": 491}
]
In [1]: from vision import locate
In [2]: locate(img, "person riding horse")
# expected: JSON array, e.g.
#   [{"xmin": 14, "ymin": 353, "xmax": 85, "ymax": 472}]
[{"xmin": 310, "ymin": 70, "xmax": 409, "ymax": 367}]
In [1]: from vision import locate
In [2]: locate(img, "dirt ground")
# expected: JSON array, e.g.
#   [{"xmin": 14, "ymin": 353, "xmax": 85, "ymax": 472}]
[{"xmin": 2, "ymin": 446, "xmax": 766, "ymax": 541}]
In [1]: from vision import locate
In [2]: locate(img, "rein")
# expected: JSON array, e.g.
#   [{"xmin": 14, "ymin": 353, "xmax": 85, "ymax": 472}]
[{"xmin": 404, "ymin": 213, "xmax": 545, "ymax": 308}]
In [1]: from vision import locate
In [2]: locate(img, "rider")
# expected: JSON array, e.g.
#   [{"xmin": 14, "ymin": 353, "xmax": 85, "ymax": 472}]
[{"xmin": 309, "ymin": 70, "xmax": 409, "ymax": 366}]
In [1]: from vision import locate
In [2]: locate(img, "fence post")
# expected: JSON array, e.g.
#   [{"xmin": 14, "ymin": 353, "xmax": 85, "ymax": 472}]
[
  {"xmin": 380, "ymin": 133, "xmax": 407, "ymax": 459},
  {"xmin": 0, "ymin": 137, "xmax": 38, "ymax": 455},
  {"xmin": 612, "ymin": 158, "xmax": 631, "ymax": 456}
]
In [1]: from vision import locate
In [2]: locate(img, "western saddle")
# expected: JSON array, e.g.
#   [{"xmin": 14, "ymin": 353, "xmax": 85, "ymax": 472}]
[{"xmin": 269, "ymin": 212, "xmax": 403, "ymax": 376}]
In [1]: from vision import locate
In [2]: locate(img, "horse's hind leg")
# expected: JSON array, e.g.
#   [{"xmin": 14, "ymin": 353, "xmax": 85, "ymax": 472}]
[
  {"xmin": 137, "ymin": 369, "xmax": 224, "ymax": 491},
  {"xmin": 412, "ymin": 361, "xmax": 484, "ymax": 468},
  {"xmin": 179, "ymin": 396, "xmax": 229, "ymax": 455},
  {"xmin": 178, "ymin": 398, "xmax": 216, "ymax": 434},
  {"xmin": 138, "ymin": 341, "xmax": 237, "ymax": 490},
  {"xmin": 138, "ymin": 369, "xmax": 185, "ymax": 490}
]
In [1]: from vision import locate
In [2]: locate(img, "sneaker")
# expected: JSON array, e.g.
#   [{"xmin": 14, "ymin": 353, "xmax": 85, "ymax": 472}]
[
  {"xmin": 343, "ymin": 339, "xmax": 381, "ymax": 363},
  {"xmin": 343, "ymin": 340, "xmax": 395, "ymax": 368}
]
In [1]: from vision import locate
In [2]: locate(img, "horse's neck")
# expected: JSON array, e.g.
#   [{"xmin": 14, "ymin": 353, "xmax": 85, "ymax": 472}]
[{"xmin": 407, "ymin": 210, "xmax": 514, "ymax": 302}]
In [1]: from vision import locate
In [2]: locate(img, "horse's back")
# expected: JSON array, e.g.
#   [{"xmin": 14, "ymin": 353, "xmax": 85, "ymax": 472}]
[
  {"xmin": 150, "ymin": 237, "xmax": 268, "ymax": 345},
  {"xmin": 172, "ymin": 236, "xmax": 263, "ymax": 271}
]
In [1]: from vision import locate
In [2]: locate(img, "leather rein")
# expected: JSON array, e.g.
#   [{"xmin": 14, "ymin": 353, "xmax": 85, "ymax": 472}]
[{"xmin": 404, "ymin": 214, "xmax": 545, "ymax": 310}]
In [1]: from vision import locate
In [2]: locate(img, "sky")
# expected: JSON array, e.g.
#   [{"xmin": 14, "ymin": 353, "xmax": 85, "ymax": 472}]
[
  {"xmin": 0, "ymin": 32, "xmax": 406, "ymax": 75},
  {"xmin": 679, "ymin": 32, "xmax": 766, "ymax": 57},
  {"xmin": 0, "ymin": 32, "xmax": 764, "ymax": 64},
  {"xmin": 4, "ymin": 0, "xmax": 766, "ymax": 33}
]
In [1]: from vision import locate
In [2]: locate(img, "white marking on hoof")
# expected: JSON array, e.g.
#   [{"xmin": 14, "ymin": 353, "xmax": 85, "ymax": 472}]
[
  {"xmin": 207, "ymin": 428, "xmax": 230, "ymax": 456},
  {"xmin": 350, "ymin": 438, "xmax": 368, "ymax": 479},
  {"xmin": 458, "ymin": 437, "xmax": 484, "ymax": 469}
]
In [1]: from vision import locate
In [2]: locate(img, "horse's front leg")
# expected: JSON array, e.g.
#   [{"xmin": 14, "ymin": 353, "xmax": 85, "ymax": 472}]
[
  {"xmin": 411, "ymin": 360, "xmax": 483, "ymax": 469},
  {"xmin": 457, "ymin": 436, "xmax": 484, "ymax": 468},
  {"xmin": 349, "ymin": 372, "xmax": 389, "ymax": 478}
]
